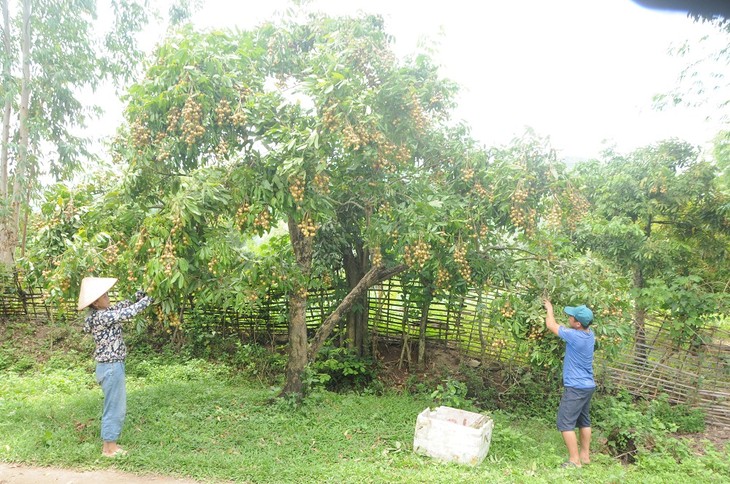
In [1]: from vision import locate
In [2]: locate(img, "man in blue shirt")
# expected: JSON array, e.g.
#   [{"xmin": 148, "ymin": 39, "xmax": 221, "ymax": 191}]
[{"xmin": 543, "ymin": 297, "xmax": 595, "ymax": 468}]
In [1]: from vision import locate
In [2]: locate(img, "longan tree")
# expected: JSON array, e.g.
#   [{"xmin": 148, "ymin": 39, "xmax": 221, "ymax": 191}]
[
  {"xmin": 29, "ymin": 12, "xmax": 601, "ymax": 394},
  {"xmin": 573, "ymin": 140, "xmax": 730, "ymax": 361}
]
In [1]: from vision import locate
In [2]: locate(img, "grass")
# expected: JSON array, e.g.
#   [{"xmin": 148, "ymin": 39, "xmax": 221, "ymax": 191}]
[{"xmin": 1, "ymin": 354, "xmax": 729, "ymax": 483}]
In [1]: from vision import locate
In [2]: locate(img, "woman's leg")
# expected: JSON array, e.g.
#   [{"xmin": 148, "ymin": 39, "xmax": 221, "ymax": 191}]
[{"xmin": 96, "ymin": 362, "xmax": 127, "ymax": 454}]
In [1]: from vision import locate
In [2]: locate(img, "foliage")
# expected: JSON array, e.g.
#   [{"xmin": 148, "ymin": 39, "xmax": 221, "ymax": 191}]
[
  {"xmin": 593, "ymin": 390, "xmax": 706, "ymax": 463},
  {"xmin": 308, "ymin": 344, "xmax": 377, "ymax": 392},
  {"xmin": 24, "ymin": 10, "xmax": 587, "ymax": 393},
  {"xmin": 0, "ymin": 0, "xmax": 152, "ymax": 264},
  {"xmin": 572, "ymin": 140, "xmax": 730, "ymax": 347},
  {"xmin": 430, "ymin": 377, "xmax": 475, "ymax": 410},
  {"xmin": 229, "ymin": 341, "xmax": 287, "ymax": 384}
]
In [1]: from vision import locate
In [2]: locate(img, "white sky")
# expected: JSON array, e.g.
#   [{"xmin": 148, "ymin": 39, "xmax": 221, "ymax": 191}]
[{"xmin": 100, "ymin": 0, "xmax": 729, "ymax": 162}]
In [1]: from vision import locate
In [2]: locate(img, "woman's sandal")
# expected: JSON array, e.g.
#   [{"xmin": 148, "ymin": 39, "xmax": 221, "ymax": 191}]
[{"xmin": 102, "ymin": 448, "xmax": 128, "ymax": 458}]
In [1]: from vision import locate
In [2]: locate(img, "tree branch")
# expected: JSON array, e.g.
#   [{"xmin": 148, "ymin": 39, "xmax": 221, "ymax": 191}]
[{"xmin": 307, "ymin": 263, "xmax": 406, "ymax": 360}]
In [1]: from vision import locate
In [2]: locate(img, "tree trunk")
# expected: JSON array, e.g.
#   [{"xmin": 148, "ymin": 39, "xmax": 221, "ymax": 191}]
[
  {"xmin": 342, "ymin": 243, "xmax": 368, "ymax": 356},
  {"xmin": 633, "ymin": 265, "xmax": 648, "ymax": 365},
  {"xmin": 280, "ymin": 215, "xmax": 313, "ymax": 397},
  {"xmin": 1, "ymin": 0, "xmax": 31, "ymax": 267},
  {"xmin": 308, "ymin": 263, "xmax": 407, "ymax": 361},
  {"xmin": 417, "ymin": 284, "xmax": 433, "ymax": 369},
  {"xmin": 0, "ymin": 0, "xmax": 12, "ymax": 199}
]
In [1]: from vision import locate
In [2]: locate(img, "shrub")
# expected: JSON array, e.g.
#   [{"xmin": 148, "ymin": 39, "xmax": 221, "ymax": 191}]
[
  {"xmin": 230, "ymin": 342, "xmax": 286, "ymax": 384},
  {"xmin": 593, "ymin": 390, "xmax": 705, "ymax": 463},
  {"xmin": 430, "ymin": 377, "xmax": 475, "ymax": 410},
  {"xmin": 308, "ymin": 344, "xmax": 377, "ymax": 392}
]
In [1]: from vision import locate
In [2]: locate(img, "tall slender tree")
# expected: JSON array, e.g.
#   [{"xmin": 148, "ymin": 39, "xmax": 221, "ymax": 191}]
[{"xmin": 0, "ymin": 0, "xmax": 148, "ymax": 267}]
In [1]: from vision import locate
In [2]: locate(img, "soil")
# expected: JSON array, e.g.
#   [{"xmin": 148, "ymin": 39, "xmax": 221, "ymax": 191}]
[{"xmin": 0, "ymin": 463, "xmax": 202, "ymax": 484}]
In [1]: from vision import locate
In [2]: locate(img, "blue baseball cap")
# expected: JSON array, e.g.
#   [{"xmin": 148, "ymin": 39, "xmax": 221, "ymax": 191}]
[{"xmin": 564, "ymin": 305, "xmax": 594, "ymax": 327}]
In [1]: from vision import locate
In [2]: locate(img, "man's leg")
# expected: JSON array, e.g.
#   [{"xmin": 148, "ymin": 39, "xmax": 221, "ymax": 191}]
[
  {"xmin": 561, "ymin": 430, "xmax": 581, "ymax": 466},
  {"xmin": 579, "ymin": 426, "xmax": 591, "ymax": 464}
]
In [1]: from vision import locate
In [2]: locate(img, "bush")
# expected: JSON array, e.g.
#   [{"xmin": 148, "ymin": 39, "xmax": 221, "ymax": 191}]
[
  {"xmin": 498, "ymin": 368, "xmax": 561, "ymax": 417},
  {"xmin": 593, "ymin": 390, "xmax": 706, "ymax": 463},
  {"xmin": 230, "ymin": 341, "xmax": 286, "ymax": 384},
  {"xmin": 308, "ymin": 344, "xmax": 377, "ymax": 392},
  {"xmin": 430, "ymin": 377, "xmax": 475, "ymax": 410},
  {"xmin": 647, "ymin": 393, "xmax": 705, "ymax": 434},
  {"xmin": 461, "ymin": 365, "xmax": 500, "ymax": 408}
]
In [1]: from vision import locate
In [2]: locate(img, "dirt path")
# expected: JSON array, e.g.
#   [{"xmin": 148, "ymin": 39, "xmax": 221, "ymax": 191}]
[{"xmin": 0, "ymin": 463, "xmax": 201, "ymax": 484}]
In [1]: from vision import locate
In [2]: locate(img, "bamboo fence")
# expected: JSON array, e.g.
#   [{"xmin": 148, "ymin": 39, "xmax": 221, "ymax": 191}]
[{"xmin": 2, "ymin": 275, "xmax": 729, "ymax": 426}]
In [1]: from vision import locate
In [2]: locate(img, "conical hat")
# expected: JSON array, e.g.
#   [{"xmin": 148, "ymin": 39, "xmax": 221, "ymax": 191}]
[{"xmin": 77, "ymin": 277, "xmax": 117, "ymax": 310}]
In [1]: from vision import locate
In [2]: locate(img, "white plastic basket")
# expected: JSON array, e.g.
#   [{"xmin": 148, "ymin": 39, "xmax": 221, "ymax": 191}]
[{"xmin": 413, "ymin": 406, "xmax": 494, "ymax": 466}]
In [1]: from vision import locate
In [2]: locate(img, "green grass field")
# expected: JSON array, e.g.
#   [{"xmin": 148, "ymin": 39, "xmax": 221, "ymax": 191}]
[{"xmin": 1, "ymin": 354, "xmax": 728, "ymax": 483}]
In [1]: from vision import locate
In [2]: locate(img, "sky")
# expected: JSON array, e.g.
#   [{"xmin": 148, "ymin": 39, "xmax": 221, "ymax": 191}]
[{"xmin": 105, "ymin": 0, "xmax": 729, "ymax": 162}]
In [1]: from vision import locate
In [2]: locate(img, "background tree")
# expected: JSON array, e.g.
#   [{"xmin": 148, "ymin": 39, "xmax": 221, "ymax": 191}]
[
  {"xmin": 573, "ymin": 139, "xmax": 729, "ymax": 362},
  {"xmin": 0, "ymin": 0, "xmax": 148, "ymax": 267}
]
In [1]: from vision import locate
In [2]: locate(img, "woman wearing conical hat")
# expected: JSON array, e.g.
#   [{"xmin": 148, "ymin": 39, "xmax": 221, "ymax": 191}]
[{"xmin": 77, "ymin": 277, "xmax": 153, "ymax": 457}]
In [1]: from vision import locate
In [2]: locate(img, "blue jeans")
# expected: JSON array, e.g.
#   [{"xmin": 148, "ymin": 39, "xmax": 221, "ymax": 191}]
[{"xmin": 95, "ymin": 362, "xmax": 126, "ymax": 442}]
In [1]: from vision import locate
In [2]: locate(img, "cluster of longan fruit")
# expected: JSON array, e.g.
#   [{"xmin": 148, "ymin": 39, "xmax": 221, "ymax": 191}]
[
  {"xmin": 231, "ymin": 110, "xmax": 247, "ymax": 127},
  {"xmin": 313, "ymin": 173, "xmax": 330, "ymax": 194},
  {"xmin": 566, "ymin": 191, "xmax": 590, "ymax": 229},
  {"xmin": 409, "ymin": 94, "xmax": 428, "ymax": 132},
  {"xmin": 215, "ymin": 99, "xmax": 232, "ymax": 125},
  {"xmin": 546, "ymin": 204, "xmax": 563, "ymax": 229},
  {"xmin": 131, "ymin": 119, "xmax": 151, "ymax": 147},
  {"xmin": 161, "ymin": 239, "xmax": 176, "ymax": 277},
  {"xmin": 510, "ymin": 190, "xmax": 536, "ymax": 235},
  {"xmin": 207, "ymin": 256, "xmax": 219, "ymax": 276},
  {"xmin": 170, "ymin": 215, "xmax": 183, "ymax": 237},
  {"xmin": 498, "ymin": 300, "xmax": 515, "ymax": 318},
  {"xmin": 342, "ymin": 124, "xmax": 362, "ymax": 151},
  {"xmin": 404, "ymin": 240, "xmax": 430, "ymax": 269},
  {"xmin": 166, "ymin": 107, "xmax": 181, "ymax": 133},
  {"xmin": 372, "ymin": 155, "xmax": 393, "ymax": 172},
  {"xmin": 461, "ymin": 167, "xmax": 475, "ymax": 183},
  {"xmin": 473, "ymin": 182, "xmax": 488, "ymax": 198},
  {"xmin": 181, "ymin": 97, "xmax": 205, "ymax": 145},
  {"xmin": 104, "ymin": 244, "xmax": 119, "ymax": 265},
  {"xmin": 435, "ymin": 266, "xmax": 450, "ymax": 289},
  {"xmin": 214, "ymin": 139, "xmax": 229, "ymax": 159},
  {"xmin": 289, "ymin": 176, "xmax": 305, "ymax": 204},
  {"xmin": 428, "ymin": 92, "xmax": 444, "ymax": 109},
  {"xmin": 479, "ymin": 224, "xmax": 489, "ymax": 239},
  {"xmin": 254, "ymin": 208, "xmax": 272, "ymax": 231},
  {"xmin": 526, "ymin": 325, "xmax": 544, "ymax": 341},
  {"xmin": 371, "ymin": 247, "xmax": 383, "ymax": 266},
  {"xmin": 649, "ymin": 182, "xmax": 667, "ymax": 195},
  {"xmin": 126, "ymin": 268, "xmax": 138, "ymax": 283},
  {"xmin": 491, "ymin": 338, "xmax": 507, "ymax": 349},
  {"xmin": 453, "ymin": 244, "xmax": 471, "ymax": 282},
  {"xmin": 297, "ymin": 214, "xmax": 318, "ymax": 238},
  {"xmin": 322, "ymin": 107, "xmax": 337, "ymax": 131},
  {"xmin": 600, "ymin": 306, "xmax": 623, "ymax": 317},
  {"xmin": 236, "ymin": 202, "xmax": 251, "ymax": 228},
  {"xmin": 133, "ymin": 228, "xmax": 146, "ymax": 254}
]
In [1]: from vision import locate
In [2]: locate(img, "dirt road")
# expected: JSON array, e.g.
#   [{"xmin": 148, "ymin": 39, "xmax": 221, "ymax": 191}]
[{"xmin": 0, "ymin": 463, "xmax": 201, "ymax": 484}]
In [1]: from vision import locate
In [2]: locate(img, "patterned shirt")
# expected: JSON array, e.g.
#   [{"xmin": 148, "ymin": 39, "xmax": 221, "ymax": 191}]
[{"xmin": 83, "ymin": 296, "xmax": 152, "ymax": 363}]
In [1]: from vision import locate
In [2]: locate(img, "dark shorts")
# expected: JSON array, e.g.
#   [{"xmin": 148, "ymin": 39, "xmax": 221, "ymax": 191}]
[{"xmin": 557, "ymin": 386, "xmax": 595, "ymax": 431}]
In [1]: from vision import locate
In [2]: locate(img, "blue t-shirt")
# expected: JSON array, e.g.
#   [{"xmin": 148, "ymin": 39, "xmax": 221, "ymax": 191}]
[{"xmin": 558, "ymin": 326, "xmax": 595, "ymax": 389}]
